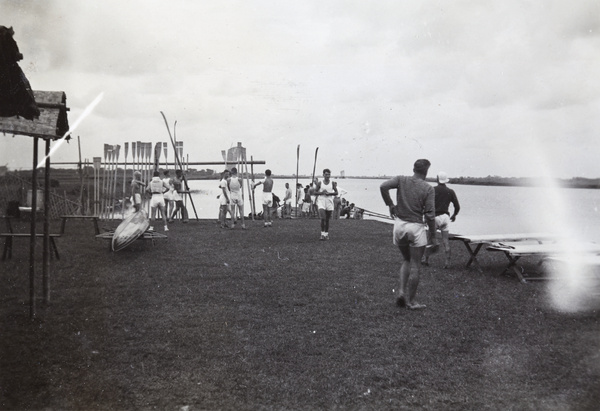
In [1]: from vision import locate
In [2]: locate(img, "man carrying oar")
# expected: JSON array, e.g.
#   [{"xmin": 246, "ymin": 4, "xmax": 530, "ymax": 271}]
[{"xmin": 380, "ymin": 159, "xmax": 438, "ymax": 310}]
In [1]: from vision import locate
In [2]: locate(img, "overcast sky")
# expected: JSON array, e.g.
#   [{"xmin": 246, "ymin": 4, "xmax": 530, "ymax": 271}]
[{"xmin": 1, "ymin": 0, "xmax": 599, "ymax": 178}]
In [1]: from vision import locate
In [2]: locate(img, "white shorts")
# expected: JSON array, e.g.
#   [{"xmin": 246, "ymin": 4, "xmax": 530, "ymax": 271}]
[
  {"xmin": 302, "ymin": 202, "xmax": 311, "ymax": 212},
  {"xmin": 262, "ymin": 192, "xmax": 273, "ymax": 207},
  {"xmin": 317, "ymin": 196, "xmax": 334, "ymax": 212},
  {"xmin": 230, "ymin": 192, "xmax": 243, "ymax": 206},
  {"xmin": 172, "ymin": 191, "xmax": 182, "ymax": 202},
  {"xmin": 393, "ymin": 219, "xmax": 427, "ymax": 248},
  {"xmin": 131, "ymin": 193, "xmax": 142, "ymax": 205},
  {"xmin": 163, "ymin": 190, "xmax": 173, "ymax": 201},
  {"xmin": 435, "ymin": 214, "xmax": 451, "ymax": 232},
  {"xmin": 150, "ymin": 195, "xmax": 165, "ymax": 208}
]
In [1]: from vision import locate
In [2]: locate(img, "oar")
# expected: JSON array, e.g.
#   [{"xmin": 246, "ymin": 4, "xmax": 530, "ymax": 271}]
[
  {"xmin": 122, "ymin": 142, "xmax": 128, "ymax": 218},
  {"xmin": 311, "ymin": 147, "xmax": 319, "ymax": 184},
  {"xmin": 163, "ymin": 142, "xmax": 168, "ymax": 171},
  {"xmin": 295, "ymin": 144, "xmax": 300, "ymax": 217},
  {"xmin": 160, "ymin": 111, "xmax": 199, "ymax": 220},
  {"xmin": 112, "ymin": 145, "xmax": 121, "ymax": 219},
  {"xmin": 101, "ymin": 144, "xmax": 109, "ymax": 219}
]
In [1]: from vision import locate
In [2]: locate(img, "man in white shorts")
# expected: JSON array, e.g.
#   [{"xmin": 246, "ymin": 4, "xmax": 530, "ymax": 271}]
[
  {"xmin": 380, "ymin": 159, "xmax": 438, "ymax": 310},
  {"xmin": 252, "ymin": 169, "xmax": 274, "ymax": 227},
  {"xmin": 315, "ymin": 168, "xmax": 338, "ymax": 240},
  {"xmin": 424, "ymin": 171, "xmax": 460, "ymax": 268},
  {"xmin": 283, "ymin": 182, "xmax": 293, "ymax": 218},
  {"xmin": 162, "ymin": 170, "xmax": 174, "ymax": 219},
  {"xmin": 146, "ymin": 170, "xmax": 170, "ymax": 231},
  {"xmin": 227, "ymin": 167, "xmax": 246, "ymax": 229},
  {"xmin": 130, "ymin": 170, "xmax": 145, "ymax": 212},
  {"xmin": 218, "ymin": 169, "xmax": 233, "ymax": 229}
]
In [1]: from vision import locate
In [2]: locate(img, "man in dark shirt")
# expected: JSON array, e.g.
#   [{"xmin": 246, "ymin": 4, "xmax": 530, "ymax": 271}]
[
  {"xmin": 424, "ymin": 171, "xmax": 460, "ymax": 268},
  {"xmin": 380, "ymin": 159, "xmax": 438, "ymax": 310}
]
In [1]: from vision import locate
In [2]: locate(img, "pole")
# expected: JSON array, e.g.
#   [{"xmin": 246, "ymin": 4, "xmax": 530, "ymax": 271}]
[
  {"xmin": 77, "ymin": 136, "xmax": 84, "ymax": 214},
  {"xmin": 122, "ymin": 142, "xmax": 128, "ymax": 218},
  {"xmin": 295, "ymin": 144, "xmax": 300, "ymax": 217},
  {"xmin": 29, "ymin": 137, "xmax": 38, "ymax": 319},
  {"xmin": 43, "ymin": 138, "xmax": 51, "ymax": 303},
  {"xmin": 160, "ymin": 112, "xmax": 199, "ymax": 220},
  {"xmin": 111, "ymin": 145, "xmax": 120, "ymax": 220},
  {"xmin": 250, "ymin": 155, "xmax": 256, "ymax": 217}
]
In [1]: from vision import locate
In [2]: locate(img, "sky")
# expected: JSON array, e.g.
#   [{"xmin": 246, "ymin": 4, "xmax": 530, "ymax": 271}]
[{"xmin": 1, "ymin": 0, "xmax": 599, "ymax": 179}]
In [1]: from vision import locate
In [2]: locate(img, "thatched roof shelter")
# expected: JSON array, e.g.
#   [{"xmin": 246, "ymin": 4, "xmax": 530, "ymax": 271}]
[{"xmin": 0, "ymin": 90, "xmax": 69, "ymax": 140}]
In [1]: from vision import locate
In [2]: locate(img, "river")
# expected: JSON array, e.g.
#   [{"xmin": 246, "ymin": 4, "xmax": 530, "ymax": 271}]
[{"xmin": 184, "ymin": 177, "xmax": 600, "ymax": 243}]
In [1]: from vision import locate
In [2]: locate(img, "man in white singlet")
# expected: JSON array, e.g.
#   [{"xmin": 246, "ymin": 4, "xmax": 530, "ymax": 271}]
[
  {"xmin": 227, "ymin": 167, "xmax": 246, "ymax": 229},
  {"xmin": 252, "ymin": 169, "xmax": 274, "ymax": 227},
  {"xmin": 146, "ymin": 170, "xmax": 170, "ymax": 231},
  {"xmin": 315, "ymin": 168, "xmax": 338, "ymax": 240}
]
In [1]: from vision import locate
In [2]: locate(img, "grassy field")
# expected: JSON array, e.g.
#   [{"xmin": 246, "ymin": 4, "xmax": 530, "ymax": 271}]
[{"xmin": 1, "ymin": 217, "xmax": 599, "ymax": 410}]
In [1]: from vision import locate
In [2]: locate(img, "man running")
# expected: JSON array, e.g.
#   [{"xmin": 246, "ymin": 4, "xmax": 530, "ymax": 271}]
[
  {"xmin": 146, "ymin": 170, "xmax": 170, "ymax": 232},
  {"xmin": 227, "ymin": 167, "xmax": 246, "ymax": 229},
  {"xmin": 380, "ymin": 159, "xmax": 438, "ymax": 310},
  {"xmin": 315, "ymin": 168, "xmax": 338, "ymax": 240},
  {"xmin": 424, "ymin": 171, "xmax": 460, "ymax": 268},
  {"xmin": 252, "ymin": 169, "xmax": 274, "ymax": 227}
]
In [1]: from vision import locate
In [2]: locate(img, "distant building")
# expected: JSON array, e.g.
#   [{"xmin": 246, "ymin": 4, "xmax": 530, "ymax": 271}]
[
  {"xmin": 340, "ymin": 170, "xmax": 345, "ymax": 178},
  {"xmin": 224, "ymin": 142, "xmax": 247, "ymax": 163}
]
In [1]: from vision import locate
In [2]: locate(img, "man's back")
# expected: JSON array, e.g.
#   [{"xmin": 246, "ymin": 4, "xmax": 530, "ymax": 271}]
[
  {"xmin": 380, "ymin": 175, "xmax": 435, "ymax": 224},
  {"xmin": 433, "ymin": 184, "xmax": 459, "ymax": 216}
]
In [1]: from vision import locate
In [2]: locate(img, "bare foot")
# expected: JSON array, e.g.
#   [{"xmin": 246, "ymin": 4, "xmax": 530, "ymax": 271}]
[{"xmin": 407, "ymin": 303, "xmax": 427, "ymax": 310}]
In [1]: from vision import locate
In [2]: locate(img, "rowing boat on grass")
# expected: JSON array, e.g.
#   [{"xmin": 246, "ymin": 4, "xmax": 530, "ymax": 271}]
[{"xmin": 112, "ymin": 209, "xmax": 150, "ymax": 251}]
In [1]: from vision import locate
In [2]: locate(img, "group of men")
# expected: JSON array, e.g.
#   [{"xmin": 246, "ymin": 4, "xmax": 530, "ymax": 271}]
[
  {"xmin": 131, "ymin": 159, "xmax": 461, "ymax": 312},
  {"xmin": 130, "ymin": 168, "xmax": 189, "ymax": 232}
]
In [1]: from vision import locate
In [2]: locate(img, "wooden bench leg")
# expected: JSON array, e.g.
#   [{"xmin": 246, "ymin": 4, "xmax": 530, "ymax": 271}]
[
  {"xmin": 464, "ymin": 242, "xmax": 484, "ymax": 273},
  {"xmin": 499, "ymin": 252, "xmax": 526, "ymax": 283},
  {"xmin": 93, "ymin": 218, "xmax": 100, "ymax": 235},
  {"xmin": 50, "ymin": 237, "xmax": 60, "ymax": 260}
]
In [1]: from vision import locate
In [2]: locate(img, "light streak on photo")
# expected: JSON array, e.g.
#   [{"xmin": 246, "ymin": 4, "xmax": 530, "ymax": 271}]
[{"xmin": 36, "ymin": 92, "xmax": 104, "ymax": 169}]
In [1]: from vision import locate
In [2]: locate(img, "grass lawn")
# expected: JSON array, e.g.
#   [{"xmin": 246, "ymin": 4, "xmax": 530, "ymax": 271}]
[{"xmin": 1, "ymin": 217, "xmax": 599, "ymax": 410}]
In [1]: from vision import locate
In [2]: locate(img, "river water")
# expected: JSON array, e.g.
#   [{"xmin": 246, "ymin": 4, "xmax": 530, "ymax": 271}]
[{"xmin": 185, "ymin": 177, "xmax": 600, "ymax": 243}]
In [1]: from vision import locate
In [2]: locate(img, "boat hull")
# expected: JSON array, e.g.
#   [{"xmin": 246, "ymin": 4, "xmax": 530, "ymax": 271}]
[{"xmin": 112, "ymin": 209, "xmax": 150, "ymax": 251}]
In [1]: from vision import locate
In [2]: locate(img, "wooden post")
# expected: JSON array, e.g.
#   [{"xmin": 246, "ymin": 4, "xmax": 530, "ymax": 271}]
[
  {"xmin": 29, "ymin": 137, "xmax": 38, "ymax": 319},
  {"xmin": 43, "ymin": 138, "xmax": 51, "ymax": 303}
]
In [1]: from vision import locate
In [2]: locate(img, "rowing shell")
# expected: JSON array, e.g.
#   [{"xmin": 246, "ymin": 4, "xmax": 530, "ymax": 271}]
[{"xmin": 112, "ymin": 209, "xmax": 150, "ymax": 251}]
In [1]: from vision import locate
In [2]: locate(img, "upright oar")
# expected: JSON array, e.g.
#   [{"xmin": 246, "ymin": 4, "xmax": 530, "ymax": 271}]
[
  {"xmin": 100, "ymin": 144, "xmax": 109, "ymax": 219},
  {"xmin": 160, "ymin": 111, "xmax": 199, "ymax": 220},
  {"xmin": 111, "ymin": 145, "xmax": 120, "ymax": 219},
  {"xmin": 163, "ymin": 142, "xmax": 168, "ymax": 171},
  {"xmin": 295, "ymin": 144, "xmax": 300, "ymax": 217},
  {"xmin": 311, "ymin": 147, "xmax": 319, "ymax": 184},
  {"xmin": 122, "ymin": 142, "xmax": 128, "ymax": 218}
]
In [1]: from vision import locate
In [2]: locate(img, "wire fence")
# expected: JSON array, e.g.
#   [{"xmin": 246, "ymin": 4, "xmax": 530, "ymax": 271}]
[{"xmin": 0, "ymin": 172, "xmax": 80, "ymax": 219}]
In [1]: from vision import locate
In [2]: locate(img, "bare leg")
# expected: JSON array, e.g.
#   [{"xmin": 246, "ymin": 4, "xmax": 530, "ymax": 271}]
[
  {"xmin": 441, "ymin": 230, "xmax": 450, "ymax": 268},
  {"xmin": 407, "ymin": 246, "xmax": 426, "ymax": 309}
]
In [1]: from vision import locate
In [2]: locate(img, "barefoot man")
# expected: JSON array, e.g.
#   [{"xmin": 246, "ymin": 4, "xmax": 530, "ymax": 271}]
[{"xmin": 380, "ymin": 159, "xmax": 438, "ymax": 310}]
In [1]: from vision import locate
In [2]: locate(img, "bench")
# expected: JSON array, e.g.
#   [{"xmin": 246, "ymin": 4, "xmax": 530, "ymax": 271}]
[
  {"xmin": 487, "ymin": 242, "xmax": 600, "ymax": 283},
  {"xmin": 450, "ymin": 233, "xmax": 558, "ymax": 273},
  {"xmin": 95, "ymin": 230, "xmax": 167, "ymax": 251},
  {"xmin": 1, "ymin": 232, "xmax": 61, "ymax": 261},
  {"xmin": 60, "ymin": 215, "xmax": 101, "ymax": 235}
]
